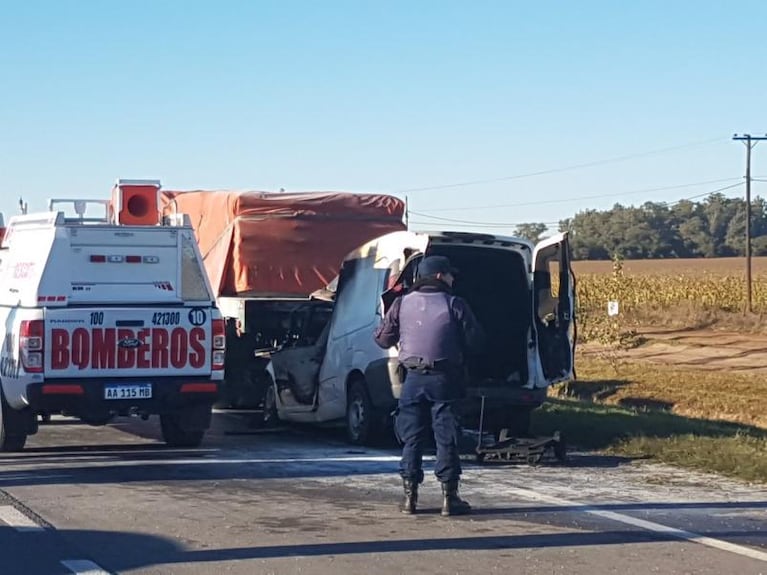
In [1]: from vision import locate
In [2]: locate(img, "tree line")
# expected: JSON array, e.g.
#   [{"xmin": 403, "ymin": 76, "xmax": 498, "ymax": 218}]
[{"xmin": 513, "ymin": 193, "xmax": 767, "ymax": 260}]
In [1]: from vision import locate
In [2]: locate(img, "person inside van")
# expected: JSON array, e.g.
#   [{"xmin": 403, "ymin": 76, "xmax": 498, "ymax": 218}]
[{"xmin": 373, "ymin": 254, "xmax": 485, "ymax": 516}]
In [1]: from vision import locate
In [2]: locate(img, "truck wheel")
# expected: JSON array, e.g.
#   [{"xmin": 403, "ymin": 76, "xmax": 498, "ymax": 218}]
[
  {"xmin": 160, "ymin": 410, "xmax": 205, "ymax": 448},
  {"xmin": 0, "ymin": 390, "xmax": 27, "ymax": 452},
  {"xmin": 346, "ymin": 379, "xmax": 378, "ymax": 446}
]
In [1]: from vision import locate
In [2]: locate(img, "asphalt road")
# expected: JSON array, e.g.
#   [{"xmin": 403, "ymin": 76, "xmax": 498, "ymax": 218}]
[{"xmin": 0, "ymin": 411, "xmax": 766, "ymax": 575}]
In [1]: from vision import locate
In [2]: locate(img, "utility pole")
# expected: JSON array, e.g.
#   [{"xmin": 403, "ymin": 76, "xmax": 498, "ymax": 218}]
[
  {"xmin": 732, "ymin": 133, "xmax": 767, "ymax": 313},
  {"xmin": 404, "ymin": 195, "xmax": 409, "ymax": 229}
]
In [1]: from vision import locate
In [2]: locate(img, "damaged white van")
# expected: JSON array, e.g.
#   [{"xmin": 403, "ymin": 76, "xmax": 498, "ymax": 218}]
[{"xmin": 265, "ymin": 230, "xmax": 576, "ymax": 445}]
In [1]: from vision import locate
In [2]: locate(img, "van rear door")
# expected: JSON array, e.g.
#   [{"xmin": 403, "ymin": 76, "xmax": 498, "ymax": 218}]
[{"xmin": 532, "ymin": 232, "xmax": 575, "ymax": 384}]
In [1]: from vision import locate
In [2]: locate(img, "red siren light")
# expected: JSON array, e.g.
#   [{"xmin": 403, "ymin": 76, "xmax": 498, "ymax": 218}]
[{"xmin": 112, "ymin": 179, "xmax": 161, "ymax": 225}]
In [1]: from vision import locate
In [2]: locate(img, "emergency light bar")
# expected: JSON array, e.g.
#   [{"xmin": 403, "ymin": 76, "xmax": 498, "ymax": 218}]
[
  {"xmin": 37, "ymin": 179, "xmax": 190, "ymax": 230},
  {"xmin": 48, "ymin": 199, "xmax": 111, "ymax": 223}
]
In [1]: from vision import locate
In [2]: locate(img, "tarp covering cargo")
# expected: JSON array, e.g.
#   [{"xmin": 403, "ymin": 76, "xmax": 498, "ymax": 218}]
[{"xmin": 160, "ymin": 190, "xmax": 406, "ymax": 297}]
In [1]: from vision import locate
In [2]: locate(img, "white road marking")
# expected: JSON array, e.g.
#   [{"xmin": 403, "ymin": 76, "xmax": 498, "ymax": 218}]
[
  {"xmin": 505, "ymin": 486, "xmax": 767, "ymax": 563},
  {"xmin": 61, "ymin": 559, "xmax": 112, "ymax": 574},
  {"xmin": 0, "ymin": 505, "xmax": 44, "ymax": 531},
  {"xmin": 0, "ymin": 454, "xmax": 403, "ymax": 470}
]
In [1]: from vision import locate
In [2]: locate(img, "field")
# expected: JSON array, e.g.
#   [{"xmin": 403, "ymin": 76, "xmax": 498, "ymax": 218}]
[
  {"xmin": 557, "ymin": 256, "xmax": 767, "ymax": 483},
  {"xmin": 572, "ymin": 255, "xmax": 767, "ymax": 276},
  {"xmin": 572, "ymin": 256, "xmax": 767, "ymax": 342}
]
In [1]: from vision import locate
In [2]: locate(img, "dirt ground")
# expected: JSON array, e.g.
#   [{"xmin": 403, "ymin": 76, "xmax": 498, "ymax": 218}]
[{"xmin": 580, "ymin": 327, "xmax": 767, "ymax": 373}]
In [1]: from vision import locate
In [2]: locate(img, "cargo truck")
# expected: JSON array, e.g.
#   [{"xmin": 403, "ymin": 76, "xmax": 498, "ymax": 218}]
[{"xmin": 159, "ymin": 189, "xmax": 407, "ymax": 412}]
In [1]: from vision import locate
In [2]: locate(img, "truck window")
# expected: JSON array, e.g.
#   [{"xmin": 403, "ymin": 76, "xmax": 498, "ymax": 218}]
[{"xmin": 181, "ymin": 233, "xmax": 212, "ymax": 301}]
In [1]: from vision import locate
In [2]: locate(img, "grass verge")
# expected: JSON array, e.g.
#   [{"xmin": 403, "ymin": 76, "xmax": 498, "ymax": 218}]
[{"xmin": 533, "ymin": 355, "xmax": 767, "ymax": 483}]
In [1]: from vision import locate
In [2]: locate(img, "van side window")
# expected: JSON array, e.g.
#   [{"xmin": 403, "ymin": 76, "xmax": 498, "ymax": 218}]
[
  {"xmin": 381, "ymin": 255, "xmax": 421, "ymax": 314},
  {"xmin": 548, "ymin": 260, "xmax": 560, "ymax": 298},
  {"xmin": 331, "ymin": 256, "xmax": 381, "ymax": 336}
]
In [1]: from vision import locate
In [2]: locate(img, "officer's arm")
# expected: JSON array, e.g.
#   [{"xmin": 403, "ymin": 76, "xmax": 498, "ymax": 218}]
[
  {"xmin": 453, "ymin": 298, "xmax": 486, "ymax": 353},
  {"xmin": 373, "ymin": 296, "xmax": 402, "ymax": 349}
]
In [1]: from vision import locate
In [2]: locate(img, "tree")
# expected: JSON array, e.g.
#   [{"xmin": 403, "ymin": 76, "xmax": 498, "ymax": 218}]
[
  {"xmin": 555, "ymin": 192, "xmax": 767, "ymax": 260},
  {"xmin": 513, "ymin": 222, "xmax": 548, "ymax": 243}
]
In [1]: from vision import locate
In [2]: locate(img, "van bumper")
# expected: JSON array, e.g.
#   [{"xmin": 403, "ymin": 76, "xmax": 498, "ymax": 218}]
[
  {"xmin": 367, "ymin": 356, "xmax": 548, "ymax": 429},
  {"xmin": 460, "ymin": 386, "xmax": 547, "ymax": 431}
]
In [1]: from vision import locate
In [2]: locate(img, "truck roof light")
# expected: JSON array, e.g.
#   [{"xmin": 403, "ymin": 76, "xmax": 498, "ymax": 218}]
[{"xmin": 111, "ymin": 180, "xmax": 161, "ymax": 226}]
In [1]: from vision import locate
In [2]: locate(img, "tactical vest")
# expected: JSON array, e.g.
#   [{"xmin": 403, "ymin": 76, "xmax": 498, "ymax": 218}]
[{"xmin": 398, "ymin": 290, "xmax": 463, "ymax": 368}]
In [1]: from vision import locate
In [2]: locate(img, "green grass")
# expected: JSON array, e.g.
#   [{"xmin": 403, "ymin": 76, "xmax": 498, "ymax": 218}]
[
  {"xmin": 559, "ymin": 355, "xmax": 767, "ymax": 429},
  {"xmin": 533, "ymin": 376, "xmax": 767, "ymax": 483}
]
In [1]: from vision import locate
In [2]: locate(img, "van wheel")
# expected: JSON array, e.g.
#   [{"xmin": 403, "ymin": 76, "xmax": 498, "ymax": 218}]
[
  {"xmin": 261, "ymin": 380, "xmax": 279, "ymax": 428},
  {"xmin": 346, "ymin": 379, "xmax": 378, "ymax": 446},
  {"xmin": 160, "ymin": 410, "xmax": 205, "ymax": 448},
  {"xmin": 0, "ymin": 390, "xmax": 27, "ymax": 452}
]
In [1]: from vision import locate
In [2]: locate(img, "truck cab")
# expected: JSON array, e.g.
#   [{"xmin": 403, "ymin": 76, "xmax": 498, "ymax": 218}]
[
  {"xmin": 266, "ymin": 229, "xmax": 576, "ymax": 445},
  {"xmin": 0, "ymin": 180, "xmax": 225, "ymax": 451}
]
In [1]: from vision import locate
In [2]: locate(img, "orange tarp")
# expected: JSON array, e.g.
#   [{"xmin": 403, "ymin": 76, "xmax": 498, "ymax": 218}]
[{"xmin": 161, "ymin": 190, "xmax": 406, "ymax": 297}]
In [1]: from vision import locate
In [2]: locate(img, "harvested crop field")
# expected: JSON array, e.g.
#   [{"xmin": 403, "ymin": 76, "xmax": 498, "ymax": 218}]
[
  {"xmin": 572, "ymin": 256, "xmax": 767, "ymax": 276},
  {"xmin": 564, "ymin": 256, "xmax": 767, "ymax": 481},
  {"xmin": 571, "ymin": 256, "xmax": 767, "ymax": 339}
]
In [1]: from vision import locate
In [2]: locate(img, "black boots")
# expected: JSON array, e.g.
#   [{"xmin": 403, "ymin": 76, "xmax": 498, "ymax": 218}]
[
  {"xmin": 399, "ymin": 478, "xmax": 471, "ymax": 516},
  {"xmin": 441, "ymin": 480, "xmax": 471, "ymax": 516},
  {"xmin": 400, "ymin": 478, "xmax": 418, "ymax": 514}
]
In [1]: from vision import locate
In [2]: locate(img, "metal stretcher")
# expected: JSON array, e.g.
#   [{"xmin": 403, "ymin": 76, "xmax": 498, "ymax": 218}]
[{"xmin": 473, "ymin": 396, "xmax": 567, "ymax": 465}]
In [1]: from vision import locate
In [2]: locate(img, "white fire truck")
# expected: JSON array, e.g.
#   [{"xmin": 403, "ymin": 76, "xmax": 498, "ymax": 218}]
[{"xmin": 0, "ymin": 179, "xmax": 225, "ymax": 451}]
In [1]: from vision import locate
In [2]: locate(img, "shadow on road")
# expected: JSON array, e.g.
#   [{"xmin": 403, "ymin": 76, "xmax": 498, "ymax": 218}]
[
  {"xmin": 0, "ymin": 410, "xmax": 638, "ymax": 487},
  {"xmin": 53, "ymin": 525, "xmax": 767, "ymax": 572}
]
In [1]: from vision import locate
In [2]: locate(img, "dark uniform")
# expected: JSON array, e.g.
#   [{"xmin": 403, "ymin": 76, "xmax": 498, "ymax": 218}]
[{"xmin": 374, "ymin": 255, "xmax": 485, "ymax": 516}]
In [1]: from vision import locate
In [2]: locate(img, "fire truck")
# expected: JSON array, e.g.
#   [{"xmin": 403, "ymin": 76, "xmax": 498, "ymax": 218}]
[{"xmin": 0, "ymin": 180, "xmax": 225, "ymax": 451}]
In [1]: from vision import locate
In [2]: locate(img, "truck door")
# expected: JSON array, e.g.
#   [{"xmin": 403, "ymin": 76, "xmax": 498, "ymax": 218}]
[{"xmin": 532, "ymin": 232, "xmax": 575, "ymax": 383}]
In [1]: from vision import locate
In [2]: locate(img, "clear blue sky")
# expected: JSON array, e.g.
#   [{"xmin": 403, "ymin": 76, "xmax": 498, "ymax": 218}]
[{"xmin": 1, "ymin": 0, "xmax": 765, "ymax": 235}]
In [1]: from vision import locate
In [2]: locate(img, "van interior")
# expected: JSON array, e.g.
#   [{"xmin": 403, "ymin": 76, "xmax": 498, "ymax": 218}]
[{"xmin": 390, "ymin": 244, "xmax": 533, "ymax": 388}]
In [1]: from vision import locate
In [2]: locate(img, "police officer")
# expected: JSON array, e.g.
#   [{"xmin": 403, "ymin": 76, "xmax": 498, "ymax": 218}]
[{"xmin": 374, "ymin": 255, "xmax": 485, "ymax": 516}]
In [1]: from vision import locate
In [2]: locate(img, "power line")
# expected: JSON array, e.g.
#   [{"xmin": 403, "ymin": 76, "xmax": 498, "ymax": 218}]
[
  {"xmin": 421, "ymin": 177, "xmax": 741, "ymax": 212},
  {"xmin": 408, "ymin": 220, "xmax": 561, "ymax": 229},
  {"xmin": 663, "ymin": 181, "xmax": 745, "ymax": 206},
  {"xmin": 392, "ymin": 136, "xmax": 728, "ymax": 194},
  {"xmin": 409, "ymin": 181, "xmax": 745, "ymax": 228}
]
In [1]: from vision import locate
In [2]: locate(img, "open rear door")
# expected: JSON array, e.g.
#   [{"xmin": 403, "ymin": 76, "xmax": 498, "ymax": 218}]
[{"xmin": 532, "ymin": 232, "xmax": 575, "ymax": 383}]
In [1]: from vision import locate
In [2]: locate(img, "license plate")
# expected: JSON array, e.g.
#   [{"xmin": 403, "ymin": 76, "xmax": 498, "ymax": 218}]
[{"xmin": 104, "ymin": 384, "xmax": 153, "ymax": 400}]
